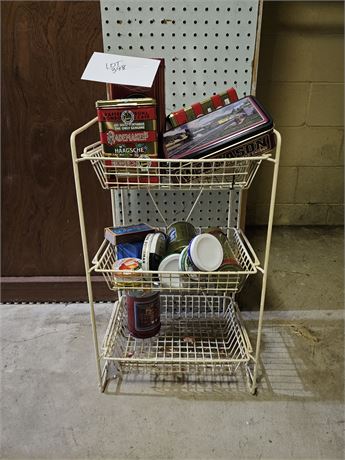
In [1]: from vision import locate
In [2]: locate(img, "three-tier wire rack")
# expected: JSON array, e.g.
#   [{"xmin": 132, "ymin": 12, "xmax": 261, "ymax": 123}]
[
  {"xmin": 70, "ymin": 118, "xmax": 281, "ymax": 393},
  {"xmin": 70, "ymin": 0, "xmax": 281, "ymax": 394}
]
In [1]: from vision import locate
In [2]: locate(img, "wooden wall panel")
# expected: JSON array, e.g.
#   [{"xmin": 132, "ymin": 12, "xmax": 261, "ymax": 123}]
[{"xmin": 1, "ymin": 1, "xmax": 113, "ymax": 301}]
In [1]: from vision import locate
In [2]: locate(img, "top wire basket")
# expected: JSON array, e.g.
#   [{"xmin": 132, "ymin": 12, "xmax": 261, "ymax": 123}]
[{"xmin": 81, "ymin": 132, "xmax": 273, "ymax": 191}]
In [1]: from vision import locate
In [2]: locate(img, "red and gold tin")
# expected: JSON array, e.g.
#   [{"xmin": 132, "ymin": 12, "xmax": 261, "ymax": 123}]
[
  {"xmin": 96, "ymin": 98, "xmax": 158, "ymax": 184},
  {"xmin": 167, "ymin": 87, "xmax": 238, "ymax": 128},
  {"xmin": 126, "ymin": 291, "xmax": 161, "ymax": 339}
]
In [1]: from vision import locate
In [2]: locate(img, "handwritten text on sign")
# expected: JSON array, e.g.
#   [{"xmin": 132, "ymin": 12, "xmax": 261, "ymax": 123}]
[{"xmin": 81, "ymin": 52, "xmax": 160, "ymax": 87}]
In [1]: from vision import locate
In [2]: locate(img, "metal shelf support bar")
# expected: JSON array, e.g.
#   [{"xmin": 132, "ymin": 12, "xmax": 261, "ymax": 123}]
[
  {"xmin": 70, "ymin": 117, "xmax": 103, "ymax": 389},
  {"xmin": 250, "ymin": 129, "xmax": 281, "ymax": 394}
]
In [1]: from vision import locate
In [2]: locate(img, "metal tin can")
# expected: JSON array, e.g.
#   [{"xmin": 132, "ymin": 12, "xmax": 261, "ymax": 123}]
[
  {"xmin": 167, "ymin": 87, "xmax": 238, "ymax": 128},
  {"xmin": 187, "ymin": 234, "xmax": 223, "ymax": 272},
  {"xmin": 126, "ymin": 291, "xmax": 161, "ymax": 338},
  {"xmin": 166, "ymin": 221, "xmax": 196, "ymax": 254},
  {"xmin": 113, "ymin": 258, "xmax": 143, "ymax": 289},
  {"xmin": 204, "ymin": 227, "xmax": 238, "ymax": 265},
  {"xmin": 142, "ymin": 232, "xmax": 167, "ymax": 271},
  {"xmin": 96, "ymin": 98, "xmax": 158, "ymax": 183}
]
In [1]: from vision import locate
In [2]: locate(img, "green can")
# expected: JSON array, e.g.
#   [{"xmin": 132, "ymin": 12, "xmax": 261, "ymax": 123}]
[
  {"xmin": 167, "ymin": 221, "xmax": 196, "ymax": 254},
  {"xmin": 204, "ymin": 227, "xmax": 238, "ymax": 265},
  {"xmin": 217, "ymin": 263, "xmax": 242, "ymax": 272}
]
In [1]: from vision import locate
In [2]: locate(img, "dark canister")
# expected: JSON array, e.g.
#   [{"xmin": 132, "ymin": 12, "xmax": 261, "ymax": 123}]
[
  {"xmin": 166, "ymin": 221, "xmax": 196, "ymax": 254},
  {"xmin": 126, "ymin": 291, "xmax": 161, "ymax": 339}
]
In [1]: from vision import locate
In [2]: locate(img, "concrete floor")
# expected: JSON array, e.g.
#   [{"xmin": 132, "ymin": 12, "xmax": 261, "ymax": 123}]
[{"xmin": 1, "ymin": 227, "xmax": 344, "ymax": 459}]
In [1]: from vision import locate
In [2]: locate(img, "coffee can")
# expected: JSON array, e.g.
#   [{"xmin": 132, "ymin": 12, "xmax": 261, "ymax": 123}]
[
  {"xmin": 166, "ymin": 221, "xmax": 196, "ymax": 254},
  {"xmin": 126, "ymin": 291, "xmax": 161, "ymax": 339}
]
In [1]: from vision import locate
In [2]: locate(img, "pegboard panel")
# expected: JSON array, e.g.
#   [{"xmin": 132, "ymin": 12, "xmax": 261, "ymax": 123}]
[
  {"xmin": 100, "ymin": 0, "xmax": 261, "ymax": 112},
  {"xmin": 112, "ymin": 190, "xmax": 240, "ymax": 228},
  {"xmin": 101, "ymin": 0, "xmax": 262, "ymax": 228}
]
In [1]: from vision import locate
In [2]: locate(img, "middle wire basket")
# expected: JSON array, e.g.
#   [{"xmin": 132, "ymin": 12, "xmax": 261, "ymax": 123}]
[{"xmin": 92, "ymin": 227, "xmax": 259, "ymax": 294}]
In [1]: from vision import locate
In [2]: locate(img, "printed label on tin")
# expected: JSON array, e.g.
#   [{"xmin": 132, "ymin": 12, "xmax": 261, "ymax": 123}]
[
  {"xmin": 167, "ymin": 228, "xmax": 177, "ymax": 242},
  {"xmin": 134, "ymin": 299, "xmax": 160, "ymax": 332},
  {"xmin": 98, "ymin": 107, "xmax": 156, "ymax": 123}
]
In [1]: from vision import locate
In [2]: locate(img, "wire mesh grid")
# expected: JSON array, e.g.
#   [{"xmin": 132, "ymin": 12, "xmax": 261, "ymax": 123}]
[
  {"xmin": 102, "ymin": 294, "xmax": 253, "ymax": 375},
  {"xmin": 81, "ymin": 134, "xmax": 272, "ymax": 190},
  {"xmin": 92, "ymin": 227, "xmax": 258, "ymax": 293}
]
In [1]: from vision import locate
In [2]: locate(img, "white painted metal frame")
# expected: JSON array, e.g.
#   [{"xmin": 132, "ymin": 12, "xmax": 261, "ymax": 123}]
[
  {"xmin": 70, "ymin": 119, "xmax": 281, "ymax": 394},
  {"xmin": 69, "ymin": 0, "xmax": 281, "ymax": 393}
]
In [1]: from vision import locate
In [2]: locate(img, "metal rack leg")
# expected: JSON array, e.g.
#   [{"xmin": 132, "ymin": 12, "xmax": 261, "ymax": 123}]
[
  {"xmin": 250, "ymin": 130, "xmax": 281, "ymax": 394},
  {"xmin": 70, "ymin": 119, "xmax": 103, "ymax": 391}
]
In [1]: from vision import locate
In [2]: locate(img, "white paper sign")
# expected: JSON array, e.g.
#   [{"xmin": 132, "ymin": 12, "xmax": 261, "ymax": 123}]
[{"xmin": 81, "ymin": 52, "xmax": 160, "ymax": 88}]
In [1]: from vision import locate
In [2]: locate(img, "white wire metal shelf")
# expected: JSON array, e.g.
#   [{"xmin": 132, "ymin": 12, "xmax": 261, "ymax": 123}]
[
  {"xmin": 81, "ymin": 139, "xmax": 272, "ymax": 191},
  {"xmin": 102, "ymin": 294, "xmax": 253, "ymax": 376},
  {"xmin": 92, "ymin": 227, "xmax": 259, "ymax": 294}
]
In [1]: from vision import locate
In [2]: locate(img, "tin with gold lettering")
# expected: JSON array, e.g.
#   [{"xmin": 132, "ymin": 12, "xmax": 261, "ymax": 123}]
[{"xmin": 96, "ymin": 98, "xmax": 158, "ymax": 184}]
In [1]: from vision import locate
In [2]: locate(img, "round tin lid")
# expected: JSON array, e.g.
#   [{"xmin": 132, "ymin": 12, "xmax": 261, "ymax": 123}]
[
  {"xmin": 189, "ymin": 234, "xmax": 223, "ymax": 271},
  {"xmin": 158, "ymin": 253, "xmax": 180, "ymax": 272},
  {"xmin": 113, "ymin": 258, "xmax": 142, "ymax": 272},
  {"xmin": 126, "ymin": 290, "xmax": 160, "ymax": 299},
  {"xmin": 158, "ymin": 253, "xmax": 181, "ymax": 288}
]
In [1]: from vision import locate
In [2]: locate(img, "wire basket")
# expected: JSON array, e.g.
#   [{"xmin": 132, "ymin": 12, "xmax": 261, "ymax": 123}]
[
  {"xmin": 92, "ymin": 227, "xmax": 259, "ymax": 294},
  {"xmin": 81, "ymin": 134, "xmax": 273, "ymax": 190},
  {"xmin": 102, "ymin": 294, "xmax": 253, "ymax": 375}
]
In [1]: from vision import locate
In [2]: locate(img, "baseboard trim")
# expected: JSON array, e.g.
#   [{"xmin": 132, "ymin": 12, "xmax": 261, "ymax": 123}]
[{"xmin": 0, "ymin": 276, "xmax": 115, "ymax": 303}]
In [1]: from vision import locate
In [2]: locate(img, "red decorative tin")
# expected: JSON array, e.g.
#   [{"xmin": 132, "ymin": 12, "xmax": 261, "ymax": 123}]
[
  {"xmin": 96, "ymin": 98, "xmax": 159, "ymax": 184},
  {"xmin": 126, "ymin": 291, "xmax": 161, "ymax": 339}
]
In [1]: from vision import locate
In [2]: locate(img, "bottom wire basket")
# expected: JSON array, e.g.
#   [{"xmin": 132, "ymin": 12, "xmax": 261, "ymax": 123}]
[{"xmin": 102, "ymin": 294, "xmax": 253, "ymax": 377}]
